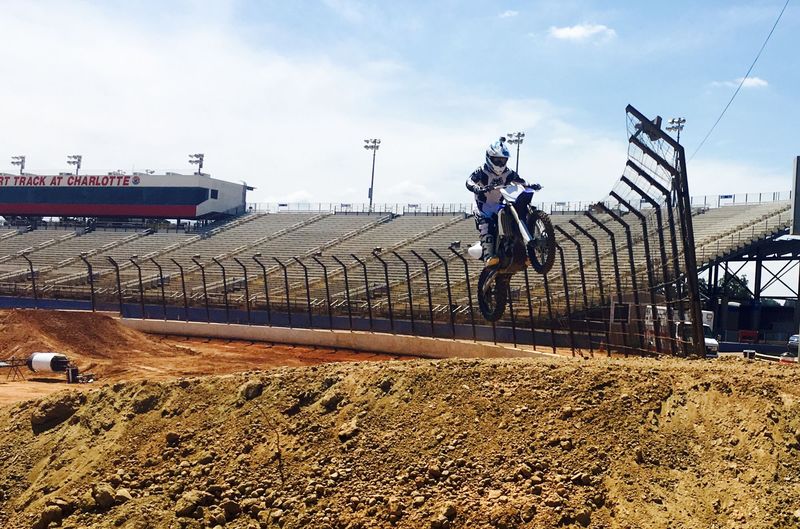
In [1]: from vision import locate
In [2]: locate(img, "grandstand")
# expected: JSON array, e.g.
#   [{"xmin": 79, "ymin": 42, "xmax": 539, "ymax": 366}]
[{"xmin": 0, "ymin": 197, "xmax": 790, "ymax": 314}]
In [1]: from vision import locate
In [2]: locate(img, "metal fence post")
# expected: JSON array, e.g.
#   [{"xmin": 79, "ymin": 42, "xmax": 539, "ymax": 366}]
[
  {"xmin": 273, "ymin": 257, "xmax": 292, "ymax": 327},
  {"xmin": 191, "ymin": 255, "xmax": 210, "ymax": 323},
  {"xmin": 554, "ymin": 226, "xmax": 593, "ymax": 355},
  {"xmin": 372, "ymin": 249, "xmax": 394, "ymax": 331},
  {"xmin": 350, "ymin": 254, "xmax": 373, "ymax": 331},
  {"xmin": 150, "ymin": 257, "xmax": 167, "ymax": 320},
  {"xmin": 507, "ymin": 282, "xmax": 518, "ymax": 348},
  {"xmin": 170, "ymin": 258, "xmax": 189, "ymax": 322},
  {"xmin": 79, "ymin": 253, "xmax": 95, "ymax": 312},
  {"xmin": 253, "ymin": 253, "xmax": 271, "ymax": 324},
  {"xmin": 331, "ymin": 256, "xmax": 354, "ymax": 330},
  {"xmin": 293, "ymin": 257, "xmax": 313, "ymax": 329},
  {"xmin": 449, "ymin": 246, "xmax": 476, "ymax": 341},
  {"xmin": 430, "ymin": 248, "xmax": 455, "ymax": 338},
  {"xmin": 212, "ymin": 257, "xmax": 230, "ymax": 323},
  {"xmin": 391, "ymin": 251, "xmax": 415, "ymax": 334},
  {"xmin": 556, "ymin": 245, "xmax": 576, "ymax": 356},
  {"xmin": 20, "ymin": 251, "xmax": 37, "ymax": 303},
  {"xmin": 108, "ymin": 256, "xmax": 123, "ymax": 315},
  {"xmin": 523, "ymin": 268, "xmax": 537, "ymax": 350},
  {"xmin": 410, "ymin": 250, "xmax": 435, "ymax": 336},
  {"xmin": 569, "ymin": 220, "xmax": 606, "ymax": 307},
  {"xmin": 233, "ymin": 257, "xmax": 252, "ymax": 325},
  {"xmin": 311, "ymin": 253, "xmax": 334, "ymax": 330},
  {"xmin": 127, "ymin": 256, "xmax": 145, "ymax": 318},
  {"xmin": 542, "ymin": 271, "xmax": 557, "ymax": 354}
]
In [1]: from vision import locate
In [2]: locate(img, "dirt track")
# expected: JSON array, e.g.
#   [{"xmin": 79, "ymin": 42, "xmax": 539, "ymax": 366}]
[
  {"xmin": 0, "ymin": 309, "xmax": 406, "ymax": 404},
  {"xmin": 2, "ymin": 310, "xmax": 800, "ymax": 528}
]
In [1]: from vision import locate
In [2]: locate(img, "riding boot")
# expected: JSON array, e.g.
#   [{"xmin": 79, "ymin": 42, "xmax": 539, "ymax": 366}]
[{"xmin": 481, "ymin": 234, "xmax": 499, "ymax": 267}]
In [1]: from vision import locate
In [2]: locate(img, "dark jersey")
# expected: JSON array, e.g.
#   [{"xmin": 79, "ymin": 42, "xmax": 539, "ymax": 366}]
[{"xmin": 466, "ymin": 164, "xmax": 526, "ymax": 216}]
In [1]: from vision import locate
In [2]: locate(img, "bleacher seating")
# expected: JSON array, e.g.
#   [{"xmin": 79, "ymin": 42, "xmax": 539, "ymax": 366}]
[{"xmin": 0, "ymin": 198, "xmax": 793, "ymax": 323}]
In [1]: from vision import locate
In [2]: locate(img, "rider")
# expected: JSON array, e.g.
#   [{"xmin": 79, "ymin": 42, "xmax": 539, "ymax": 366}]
[{"xmin": 466, "ymin": 137, "xmax": 540, "ymax": 266}]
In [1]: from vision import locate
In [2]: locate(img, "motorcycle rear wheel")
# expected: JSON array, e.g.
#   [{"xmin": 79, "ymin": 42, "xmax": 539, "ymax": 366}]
[
  {"xmin": 526, "ymin": 209, "xmax": 556, "ymax": 274},
  {"xmin": 477, "ymin": 267, "xmax": 508, "ymax": 322}
]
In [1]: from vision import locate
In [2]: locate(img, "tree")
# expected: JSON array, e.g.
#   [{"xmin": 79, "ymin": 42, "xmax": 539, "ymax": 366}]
[{"xmin": 699, "ymin": 272, "xmax": 753, "ymax": 302}]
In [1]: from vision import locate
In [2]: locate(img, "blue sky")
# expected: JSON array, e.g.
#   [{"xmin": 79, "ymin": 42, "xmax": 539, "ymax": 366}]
[{"xmin": 1, "ymin": 0, "xmax": 797, "ymax": 205}]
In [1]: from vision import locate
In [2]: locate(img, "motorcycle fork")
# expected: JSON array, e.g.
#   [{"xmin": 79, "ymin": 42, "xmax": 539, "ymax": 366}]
[{"xmin": 508, "ymin": 205, "xmax": 534, "ymax": 245}]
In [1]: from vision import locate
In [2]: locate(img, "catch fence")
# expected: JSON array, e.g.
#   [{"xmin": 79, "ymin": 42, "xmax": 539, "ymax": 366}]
[{"xmin": 1, "ymin": 106, "xmax": 717, "ymax": 357}]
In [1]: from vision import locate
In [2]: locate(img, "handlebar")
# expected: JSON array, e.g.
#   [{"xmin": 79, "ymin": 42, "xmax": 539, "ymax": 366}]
[{"xmin": 481, "ymin": 183, "xmax": 542, "ymax": 192}]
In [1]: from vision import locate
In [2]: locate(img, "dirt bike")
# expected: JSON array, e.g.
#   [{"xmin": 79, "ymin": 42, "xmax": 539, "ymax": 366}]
[{"xmin": 468, "ymin": 183, "xmax": 556, "ymax": 322}]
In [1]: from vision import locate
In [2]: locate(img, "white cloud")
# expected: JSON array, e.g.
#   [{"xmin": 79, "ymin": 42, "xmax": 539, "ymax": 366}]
[
  {"xmin": 0, "ymin": 2, "xmax": 630, "ymax": 207},
  {"xmin": 548, "ymin": 23, "xmax": 616, "ymax": 42},
  {"xmin": 740, "ymin": 77, "xmax": 769, "ymax": 88},
  {"xmin": 712, "ymin": 76, "xmax": 769, "ymax": 89},
  {"xmin": 498, "ymin": 10, "xmax": 518, "ymax": 18}
]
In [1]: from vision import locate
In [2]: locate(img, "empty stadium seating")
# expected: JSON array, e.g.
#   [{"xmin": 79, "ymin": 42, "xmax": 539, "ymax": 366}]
[{"xmin": 0, "ymin": 197, "xmax": 793, "ymax": 326}]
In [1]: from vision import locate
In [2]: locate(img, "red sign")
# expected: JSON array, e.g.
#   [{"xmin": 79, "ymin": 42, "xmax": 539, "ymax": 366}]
[{"xmin": 0, "ymin": 175, "xmax": 132, "ymax": 187}]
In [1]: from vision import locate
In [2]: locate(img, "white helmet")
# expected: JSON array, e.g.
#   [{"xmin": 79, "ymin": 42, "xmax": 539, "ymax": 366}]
[{"xmin": 485, "ymin": 137, "xmax": 510, "ymax": 175}]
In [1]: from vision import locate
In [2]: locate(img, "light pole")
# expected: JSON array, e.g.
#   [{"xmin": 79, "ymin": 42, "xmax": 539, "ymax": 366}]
[
  {"xmin": 666, "ymin": 118, "xmax": 686, "ymax": 144},
  {"xmin": 188, "ymin": 153, "xmax": 204, "ymax": 175},
  {"xmin": 363, "ymin": 139, "xmax": 381, "ymax": 212},
  {"xmin": 67, "ymin": 155, "xmax": 82, "ymax": 175},
  {"xmin": 667, "ymin": 118, "xmax": 686, "ymax": 174},
  {"xmin": 10, "ymin": 155, "xmax": 25, "ymax": 175},
  {"xmin": 506, "ymin": 132, "xmax": 525, "ymax": 173}
]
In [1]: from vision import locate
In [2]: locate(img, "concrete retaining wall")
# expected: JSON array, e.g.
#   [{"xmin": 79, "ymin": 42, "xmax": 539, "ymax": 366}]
[{"xmin": 120, "ymin": 319, "xmax": 559, "ymax": 361}]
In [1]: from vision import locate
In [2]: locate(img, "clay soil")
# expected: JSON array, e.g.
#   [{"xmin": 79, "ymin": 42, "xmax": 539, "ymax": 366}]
[
  {"xmin": 2, "ymin": 310, "xmax": 800, "ymax": 529},
  {"xmin": 0, "ymin": 309, "xmax": 405, "ymax": 404}
]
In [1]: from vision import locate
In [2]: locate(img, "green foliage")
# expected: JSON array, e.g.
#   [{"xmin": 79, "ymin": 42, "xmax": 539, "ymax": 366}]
[{"xmin": 699, "ymin": 272, "xmax": 753, "ymax": 302}]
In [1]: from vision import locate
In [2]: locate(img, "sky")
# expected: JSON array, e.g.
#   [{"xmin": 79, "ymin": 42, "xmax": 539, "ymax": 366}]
[{"xmin": 0, "ymin": 0, "xmax": 798, "ymax": 207}]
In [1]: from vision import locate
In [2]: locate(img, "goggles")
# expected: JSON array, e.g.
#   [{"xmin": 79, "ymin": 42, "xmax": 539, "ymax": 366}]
[{"xmin": 489, "ymin": 156, "xmax": 508, "ymax": 167}]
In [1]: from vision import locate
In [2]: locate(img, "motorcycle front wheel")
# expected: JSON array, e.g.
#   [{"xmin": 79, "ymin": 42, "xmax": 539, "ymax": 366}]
[
  {"xmin": 477, "ymin": 267, "xmax": 508, "ymax": 322},
  {"xmin": 526, "ymin": 208, "xmax": 556, "ymax": 274}
]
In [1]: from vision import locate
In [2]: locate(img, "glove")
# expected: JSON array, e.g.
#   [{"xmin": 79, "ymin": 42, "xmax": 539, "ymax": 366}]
[
  {"xmin": 474, "ymin": 185, "xmax": 490, "ymax": 194},
  {"xmin": 530, "ymin": 183, "xmax": 542, "ymax": 191}
]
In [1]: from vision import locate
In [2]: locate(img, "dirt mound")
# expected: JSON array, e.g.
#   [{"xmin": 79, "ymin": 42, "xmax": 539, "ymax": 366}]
[
  {"xmin": 1, "ymin": 356, "xmax": 800, "ymax": 528},
  {"xmin": 0, "ymin": 309, "xmax": 173, "ymax": 361},
  {"xmin": 0, "ymin": 310, "xmax": 404, "ymax": 383}
]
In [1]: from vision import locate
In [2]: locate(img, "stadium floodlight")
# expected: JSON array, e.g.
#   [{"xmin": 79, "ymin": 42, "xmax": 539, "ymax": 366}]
[
  {"xmin": 363, "ymin": 138, "xmax": 381, "ymax": 212},
  {"xmin": 506, "ymin": 131, "xmax": 525, "ymax": 173},
  {"xmin": 188, "ymin": 153, "xmax": 205, "ymax": 175},
  {"xmin": 666, "ymin": 117, "xmax": 686, "ymax": 143},
  {"xmin": 66, "ymin": 154, "xmax": 82, "ymax": 175},
  {"xmin": 10, "ymin": 155, "xmax": 25, "ymax": 175}
]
